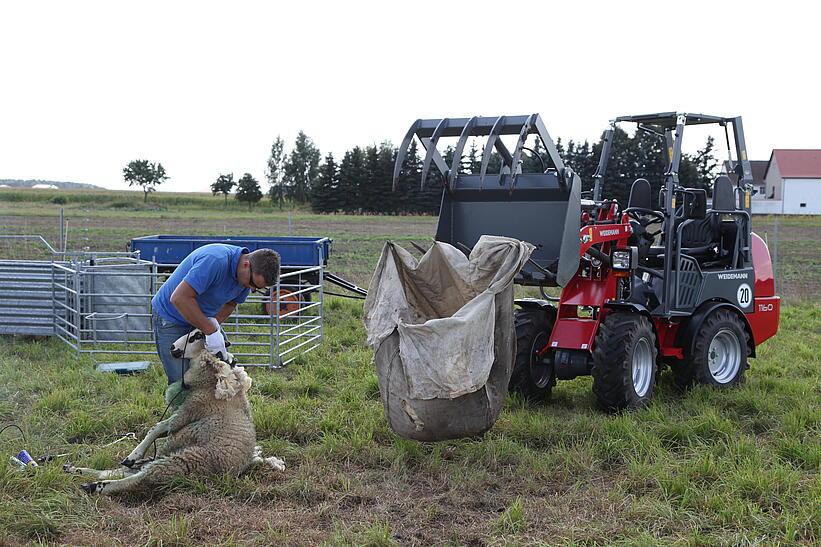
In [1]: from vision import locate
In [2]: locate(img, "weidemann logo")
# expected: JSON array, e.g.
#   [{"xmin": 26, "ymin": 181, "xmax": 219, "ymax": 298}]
[
  {"xmin": 600, "ymin": 229, "xmax": 621, "ymax": 237},
  {"xmin": 717, "ymin": 272, "xmax": 749, "ymax": 280}
]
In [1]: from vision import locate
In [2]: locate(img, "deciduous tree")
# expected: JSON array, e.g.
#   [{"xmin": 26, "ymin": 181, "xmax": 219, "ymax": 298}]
[
  {"xmin": 123, "ymin": 159, "xmax": 168, "ymax": 202},
  {"xmin": 235, "ymin": 173, "xmax": 263, "ymax": 211},
  {"xmin": 211, "ymin": 173, "xmax": 235, "ymax": 206}
]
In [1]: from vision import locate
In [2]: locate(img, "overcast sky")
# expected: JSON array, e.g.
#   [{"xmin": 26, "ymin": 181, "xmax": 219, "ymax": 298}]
[{"xmin": 1, "ymin": 1, "xmax": 817, "ymax": 192}]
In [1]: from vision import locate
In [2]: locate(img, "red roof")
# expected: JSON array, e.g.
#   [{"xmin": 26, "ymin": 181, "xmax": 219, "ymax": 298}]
[{"xmin": 767, "ymin": 149, "xmax": 821, "ymax": 179}]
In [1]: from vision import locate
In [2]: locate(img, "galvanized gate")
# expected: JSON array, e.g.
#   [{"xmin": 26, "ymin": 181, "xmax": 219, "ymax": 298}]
[{"xmin": 0, "ymin": 235, "xmax": 324, "ymax": 368}]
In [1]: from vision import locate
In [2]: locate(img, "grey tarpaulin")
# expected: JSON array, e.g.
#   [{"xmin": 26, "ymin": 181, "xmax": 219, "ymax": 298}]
[{"xmin": 364, "ymin": 236, "xmax": 534, "ymax": 441}]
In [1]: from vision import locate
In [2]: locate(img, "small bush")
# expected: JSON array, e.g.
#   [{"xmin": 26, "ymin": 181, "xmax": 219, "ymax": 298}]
[{"xmin": 50, "ymin": 195, "xmax": 67, "ymax": 204}]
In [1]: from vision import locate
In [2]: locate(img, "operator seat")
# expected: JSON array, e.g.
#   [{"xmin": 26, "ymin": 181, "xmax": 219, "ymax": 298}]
[
  {"xmin": 628, "ymin": 177, "xmax": 653, "ymax": 210},
  {"xmin": 712, "ymin": 175, "xmax": 736, "ymax": 211},
  {"xmin": 677, "ymin": 189, "xmax": 712, "ymax": 254},
  {"xmin": 626, "ymin": 178, "xmax": 656, "ymax": 260},
  {"xmin": 709, "ymin": 175, "xmax": 740, "ymax": 263},
  {"xmin": 677, "ymin": 177, "xmax": 740, "ymax": 264}
]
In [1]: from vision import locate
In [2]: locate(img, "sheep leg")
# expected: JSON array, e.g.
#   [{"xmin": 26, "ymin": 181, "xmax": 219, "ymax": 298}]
[
  {"xmin": 63, "ymin": 464, "xmax": 128, "ymax": 480},
  {"xmin": 121, "ymin": 418, "xmax": 173, "ymax": 467},
  {"xmin": 82, "ymin": 447, "xmax": 210, "ymax": 495},
  {"xmin": 251, "ymin": 445, "xmax": 286, "ymax": 471}
]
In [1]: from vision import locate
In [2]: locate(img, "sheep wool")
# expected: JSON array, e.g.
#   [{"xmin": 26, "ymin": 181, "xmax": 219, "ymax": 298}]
[{"xmin": 65, "ymin": 348, "xmax": 264, "ymax": 495}]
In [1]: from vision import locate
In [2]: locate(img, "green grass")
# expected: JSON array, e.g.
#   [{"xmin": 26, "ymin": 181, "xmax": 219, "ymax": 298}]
[
  {"xmin": 0, "ymin": 301, "xmax": 818, "ymax": 545},
  {"xmin": 0, "ymin": 188, "xmax": 819, "ymax": 544}
]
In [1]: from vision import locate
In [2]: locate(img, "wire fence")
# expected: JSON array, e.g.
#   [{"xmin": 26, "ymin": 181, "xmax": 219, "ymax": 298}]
[
  {"xmin": 0, "ymin": 233, "xmax": 325, "ymax": 368},
  {"xmin": 753, "ymin": 215, "xmax": 820, "ymax": 303}
]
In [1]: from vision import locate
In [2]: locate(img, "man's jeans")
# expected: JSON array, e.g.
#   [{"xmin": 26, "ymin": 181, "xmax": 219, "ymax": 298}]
[{"xmin": 153, "ymin": 312, "xmax": 192, "ymax": 385}]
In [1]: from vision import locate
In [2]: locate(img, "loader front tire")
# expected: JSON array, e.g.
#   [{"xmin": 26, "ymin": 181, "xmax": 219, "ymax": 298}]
[
  {"xmin": 591, "ymin": 312, "xmax": 657, "ymax": 412},
  {"xmin": 509, "ymin": 307, "xmax": 556, "ymax": 401}
]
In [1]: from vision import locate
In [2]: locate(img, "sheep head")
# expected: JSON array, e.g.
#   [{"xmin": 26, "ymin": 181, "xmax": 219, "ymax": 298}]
[
  {"xmin": 170, "ymin": 329, "xmax": 234, "ymax": 364},
  {"xmin": 171, "ymin": 331, "xmax": 249, "ymax": 398}
]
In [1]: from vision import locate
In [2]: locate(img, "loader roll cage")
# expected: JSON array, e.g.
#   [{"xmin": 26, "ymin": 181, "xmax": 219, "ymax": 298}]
[{"xmin": 595, "ymin": 112, "xmax": 756, "ymax": 315}]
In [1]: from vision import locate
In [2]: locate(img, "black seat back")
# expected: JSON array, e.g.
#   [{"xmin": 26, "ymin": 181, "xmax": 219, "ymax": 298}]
[
  {"xmin": 628, "ymin": 178, "xmax": 652, "ymax": 210},
  {"xmin": 678, "ymin": 189, "xmax": 712, "ymax": 252},
  {"xmin": 712, "ymin": 176, "xmax": 736, "ymax": 211}
]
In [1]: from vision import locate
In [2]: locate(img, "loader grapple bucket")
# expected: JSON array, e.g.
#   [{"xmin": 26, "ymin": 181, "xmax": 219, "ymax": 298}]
[{"xmin": 393, "ymin": 114, "xmax": 581, "ymax": 286}]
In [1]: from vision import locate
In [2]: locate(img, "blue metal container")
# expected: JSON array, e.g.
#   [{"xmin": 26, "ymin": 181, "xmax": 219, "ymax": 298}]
[
  {"xmin": 16, "ymin": 450, "xmax": 38, "ymax": 467},
  {"xmin": 128, "ymin": 235, "xmax": 332, "ymax": 268}
]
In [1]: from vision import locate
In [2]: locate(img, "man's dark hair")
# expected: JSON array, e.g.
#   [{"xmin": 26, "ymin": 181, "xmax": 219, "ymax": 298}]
[{"xmin": 248, "ymin": 249, "xmax": 280, "ymax": 286}]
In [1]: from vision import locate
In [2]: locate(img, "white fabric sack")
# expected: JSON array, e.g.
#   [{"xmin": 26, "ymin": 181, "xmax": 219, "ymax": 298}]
[{"xmin": 364, "ymin": 236, "xmax": 534, "ymax": 400}]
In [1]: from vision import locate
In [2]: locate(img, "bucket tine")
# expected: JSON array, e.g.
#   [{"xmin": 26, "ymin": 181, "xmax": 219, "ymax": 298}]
[
  {"xmin": 532, "ymin": 115, "xmax": 565, "ymax": 180},
  {"xmin": 420, "ymin": 118, "xmax": 450, "ymax": 190},
  {"xmin": 479, "ymin": 116, "xmax": 506, "ymax": 189},
  {"xmin": 420, "ymin": 139, "xmax": 451, "ymax": 189},
  {"xmin": 509, "ymin": 113, "xmax": 537, "ymax": 193},
  {"xmin": 393, "ymin": 119, "xmax": 422, "ymax": 190},
  {"xmin": 448, "ymin": 116, "xmax": 479, "ymax": 189}
]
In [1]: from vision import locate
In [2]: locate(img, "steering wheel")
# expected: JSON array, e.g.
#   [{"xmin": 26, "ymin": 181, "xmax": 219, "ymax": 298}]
[
  {"xmin": 623, "ymin": 207, "xmax": 665, "ymax": 238},
  {"xmin": 624, "ymin": 207, "xmax": 664, "ymax": 224}
]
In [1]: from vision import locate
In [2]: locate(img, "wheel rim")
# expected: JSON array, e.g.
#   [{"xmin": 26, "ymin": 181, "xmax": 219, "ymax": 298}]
[
  {"xmin": 530, "ymin": 332, "xmax": 552, "ymax": 388},
  {"xmin": 632, "ymin": 337, "xmax": 653, "ymax": 397},
  {"xmin": 708, "ymin": 328, "xmax": 741, "ymax": 383}
]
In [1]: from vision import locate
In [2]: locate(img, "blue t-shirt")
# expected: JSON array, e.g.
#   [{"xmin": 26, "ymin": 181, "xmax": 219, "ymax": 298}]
[{"xmin": 152, "ymin": 244, "xmax": 251, "ymax": 326}]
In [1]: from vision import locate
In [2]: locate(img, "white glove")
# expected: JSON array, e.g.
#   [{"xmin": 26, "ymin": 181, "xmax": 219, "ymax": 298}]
[
  {"xmin": 204, "ymin": 318, "xmax": 227, "ymax": 360},
  {"xmin": 206, "ymin": 317, "xmax": 220, "ymax": 333}
]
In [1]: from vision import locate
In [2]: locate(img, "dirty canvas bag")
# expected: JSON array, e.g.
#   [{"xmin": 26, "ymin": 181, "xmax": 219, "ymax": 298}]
[{"xmin": 364, "ymin": 236, "xmax": 534, "ymax": 441}]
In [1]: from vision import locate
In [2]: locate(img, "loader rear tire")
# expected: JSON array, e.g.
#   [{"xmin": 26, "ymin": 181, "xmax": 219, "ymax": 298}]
[
  {"xmin": 509, "ymin": 307, "xmax": 556, "ymax": 401},
  {"xmin": 674, "ymin": 308, "xmax": 748, "ymax": 389},
  {"xmin": 591, "ymin": 312, "xmax": 657, "ymax": 412}
]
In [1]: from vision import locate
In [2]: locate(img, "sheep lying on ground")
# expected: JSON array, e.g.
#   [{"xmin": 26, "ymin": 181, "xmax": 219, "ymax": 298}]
[{"xmin": 64, "ymin": 329, "xmax": 285, "ymax": 495}]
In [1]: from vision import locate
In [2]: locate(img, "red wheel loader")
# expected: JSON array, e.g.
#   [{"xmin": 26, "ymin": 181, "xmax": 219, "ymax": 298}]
[{"xmin": 393, "ymin": 112, "xmax": 780, "ymax": 411}]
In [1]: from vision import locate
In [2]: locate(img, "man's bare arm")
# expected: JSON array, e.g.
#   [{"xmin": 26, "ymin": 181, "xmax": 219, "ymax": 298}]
[
  {"xmin": 215, "ymin": 302, "xmax": 237, "ymax": 324},
  {"xmin": 169, "ymin": 281, "xmax": 217, "ymax": 334}
]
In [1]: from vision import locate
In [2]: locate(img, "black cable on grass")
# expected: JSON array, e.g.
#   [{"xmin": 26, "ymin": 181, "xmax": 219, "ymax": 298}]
[
  {"xmin": 150, "ymin": 331, "xmax": 193, "ymax": 461},
  {"xmin": 324, "ymin": 291, "xmax": 366, "ymax": 300},
  {"xmin": 150, "ymin": 383, "xmax": 187, "ymax": 461},
  {"xmin": 0, "ymin": 423, "xmax": 26, "ymax": 443}
]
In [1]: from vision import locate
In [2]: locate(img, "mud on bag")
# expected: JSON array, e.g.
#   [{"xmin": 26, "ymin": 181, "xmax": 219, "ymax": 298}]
[{"xmin": 364, "ymin": 235, "xmax": 534, "ymax": 441}]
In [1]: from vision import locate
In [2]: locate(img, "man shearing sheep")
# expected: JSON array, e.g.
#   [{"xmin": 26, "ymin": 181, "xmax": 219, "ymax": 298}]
[{"xmin": 151, "ymin": 244, "xmax": 280, "ymax": 383}]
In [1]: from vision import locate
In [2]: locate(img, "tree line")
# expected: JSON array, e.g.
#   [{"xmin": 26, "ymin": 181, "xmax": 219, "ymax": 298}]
[{"xmin": 124, "ymin": 126, "xmax": 719, "ymax": 213}]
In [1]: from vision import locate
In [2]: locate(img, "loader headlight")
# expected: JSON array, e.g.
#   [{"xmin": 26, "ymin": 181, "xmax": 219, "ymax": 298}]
[{"xmin": 611, "ymin": 247, "xmax": 637, "ymax": 271}]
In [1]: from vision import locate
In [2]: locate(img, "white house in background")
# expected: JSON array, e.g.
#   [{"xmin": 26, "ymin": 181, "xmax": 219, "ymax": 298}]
[
  {"xmin": 750, "ymin": 149, "xmax": 821, "ymax": 215},
  {"xmin": 31, "ymin": 184, "xmax": 59, "ymax": 190}
]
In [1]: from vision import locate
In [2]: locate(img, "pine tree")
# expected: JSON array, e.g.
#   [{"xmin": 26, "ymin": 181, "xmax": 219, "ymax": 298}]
[
  {"xmin": 522, "ymin": 137, "xmax": 542, "ymax": 173},
  {"xmin": 283, "ymin": 131, "xmax": 321, "ymax": 204},
  {"xmin": 467, "ymin": 139, "xmax": 481, "ymax": 174},
  {"xmin": 396, "ymin": 140, "xmax": 421, "ymax": 213},
  {"xmin": 337, "ymin": 147, "xmax": 366, "ymax": 213},
  {"xmin": 373, "ymin": 142, "xmax": 397, "ymax": 213},
  {"xmin": 692, "ymin": 136, "xmax": 719, "ymax": 192},
  {"xmin": 311, "ymin": 153, "xmax": 338, "ymax": 213},
  {"xmin": 235, "ymin": 173, "xmax": 263, "ymax": 211},
  {"xmin": 362, "ymin": 145, "xmax": 380, "ymax": 213},
  {"xmin": 265, "ymin": 136, "xmax": 286, "ymax": 209}
]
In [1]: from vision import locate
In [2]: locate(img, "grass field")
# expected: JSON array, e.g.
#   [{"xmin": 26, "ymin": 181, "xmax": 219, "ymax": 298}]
[{"xmin": 0, "ymin": 189, "xmax": 819, "ymax": 545}]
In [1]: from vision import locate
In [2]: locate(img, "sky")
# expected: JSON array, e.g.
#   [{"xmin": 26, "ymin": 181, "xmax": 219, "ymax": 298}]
[{"xmin": 0, "ymin": 1, "xmax": 818, "ymax": 192}]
